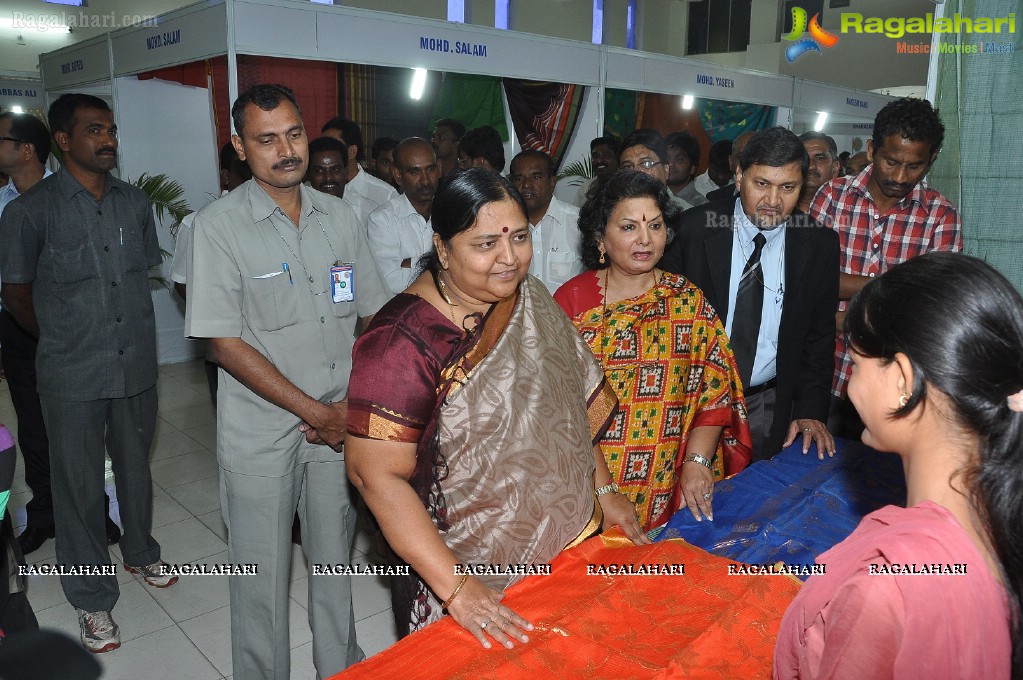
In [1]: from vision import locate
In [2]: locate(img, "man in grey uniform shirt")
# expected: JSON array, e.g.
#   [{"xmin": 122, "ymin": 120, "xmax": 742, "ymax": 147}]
[
  {"xmin": 0, "ymin": 93, "xmax": 174, "ymax": 654},
  {"xmin": 186, "ymin": 84, "xmax": 388, "ymax": 680}
]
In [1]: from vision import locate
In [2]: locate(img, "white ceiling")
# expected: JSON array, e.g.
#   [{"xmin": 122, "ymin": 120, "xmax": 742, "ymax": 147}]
[{"xmin": 1, "ymin": 0, "xmax": 194, "ymax": 74}]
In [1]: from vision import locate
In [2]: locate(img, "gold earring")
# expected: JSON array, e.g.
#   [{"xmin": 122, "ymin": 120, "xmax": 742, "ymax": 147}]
[
  {"xmin": 899, "ymin": 393, "xmax": 909, "ymax": 407},
  {"xmin": 599, "ymin": 251, "xmax": 606, "ymax": 265}
]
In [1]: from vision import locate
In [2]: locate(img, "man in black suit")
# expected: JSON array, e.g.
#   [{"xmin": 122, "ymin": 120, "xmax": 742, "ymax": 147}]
[{"xmin": 661, "ymin": 127, "xmax": 838, "ymax": 461}]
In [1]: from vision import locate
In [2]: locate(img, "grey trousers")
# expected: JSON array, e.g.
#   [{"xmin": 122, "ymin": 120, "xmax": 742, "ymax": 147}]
[
  {"xmin": 40, "ymin": 387, "xmax": 160, "ymax": 612},
  {"xmin": 220, "ymin": 459, "xmax": 363, "ymax": 680}
]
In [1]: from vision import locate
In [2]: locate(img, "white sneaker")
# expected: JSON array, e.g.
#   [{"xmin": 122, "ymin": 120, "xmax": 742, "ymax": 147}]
[{"xmin": 76, "ymin": 607, "xmax": 121, "ymax": 653}]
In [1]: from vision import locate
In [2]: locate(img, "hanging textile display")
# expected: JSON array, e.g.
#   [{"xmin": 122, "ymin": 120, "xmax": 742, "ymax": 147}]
[
  {"xmin": 696, "ymin": 99, "xmax": 775, "ymax": 143},
  {"xmin": 502, "ymin": 79, "xmax": 585, "ymax": 170},
  {"xmin": 604, "ymin": 88, "xmax": 640, "ymax": 141},
  {"xmin": 431, "ymin": 73, "xmax": 508, "ymax": 140}
]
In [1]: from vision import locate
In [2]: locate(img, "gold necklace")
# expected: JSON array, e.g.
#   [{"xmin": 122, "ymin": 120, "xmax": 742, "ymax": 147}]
[{"xmin": 435, "ymin": 273, "xmax": 460, "ymax": 327}]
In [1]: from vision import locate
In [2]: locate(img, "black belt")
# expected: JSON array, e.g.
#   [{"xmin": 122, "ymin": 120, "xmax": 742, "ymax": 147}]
[{"xmin": 745, "ymin": 377, "xmax": 777, "ymax": 397}]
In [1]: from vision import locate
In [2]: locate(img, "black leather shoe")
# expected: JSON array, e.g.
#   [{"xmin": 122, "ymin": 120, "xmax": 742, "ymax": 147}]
[
  {"xmin": 105, "ymin": 517, "xmax": 121, "ymax": 545},
  {"xmin": 17, "ymin": 525, "xmax": 55, "ymax": 555}
]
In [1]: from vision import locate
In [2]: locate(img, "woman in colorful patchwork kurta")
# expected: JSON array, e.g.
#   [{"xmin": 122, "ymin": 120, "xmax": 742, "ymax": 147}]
[{"xmin": 555, "ymin": 171, "xmax": 752, "ymax": 530}]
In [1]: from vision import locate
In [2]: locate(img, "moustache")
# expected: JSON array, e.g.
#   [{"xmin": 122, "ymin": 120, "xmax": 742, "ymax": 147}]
[
  {"xmin": 273, "ymin": 157, "xmax": 303, "ymax": 171},
  {"xmin": 883, "ymin": 181, "xmax": 912, "ymax": 192},
  {"xmin": 97, "ymin": 147, "xmax": 116, "ymax": 155}
]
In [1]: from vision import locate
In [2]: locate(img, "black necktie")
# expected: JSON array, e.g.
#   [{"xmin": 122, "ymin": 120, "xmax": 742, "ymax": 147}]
[{"xmin": 731, "ymin": 232, "xmax": 766, "ymax": 389}]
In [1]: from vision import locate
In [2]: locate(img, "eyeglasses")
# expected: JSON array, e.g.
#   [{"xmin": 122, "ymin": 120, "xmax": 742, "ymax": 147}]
[
  {"xmin": 619, "ymin": 159, "xmax": 662, "ymax": 171},
  {"xmin": 0, "ymin": 136, "xmax": 27, "ymax": 145}
]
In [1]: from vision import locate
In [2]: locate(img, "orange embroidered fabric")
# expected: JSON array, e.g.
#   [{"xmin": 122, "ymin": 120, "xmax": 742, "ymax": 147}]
[{"xmin": 331, "ymin": 531, "xmax": 800, "ymax": 680}]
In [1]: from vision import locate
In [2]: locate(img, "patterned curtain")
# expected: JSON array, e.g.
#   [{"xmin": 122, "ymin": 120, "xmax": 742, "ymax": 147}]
[
  {"xmin": 337, "ymin": 63, "xmax": 377, "ymax": 152},
  {"xmin": 503, "ymin": 79, "xmax": 585, "ymax": 170}
]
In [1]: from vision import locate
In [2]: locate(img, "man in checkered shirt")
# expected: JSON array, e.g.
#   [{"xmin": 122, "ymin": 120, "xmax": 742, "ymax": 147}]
[{"xmin": 809, "ymin": 98, "xmax": 962, "ymax": 437}]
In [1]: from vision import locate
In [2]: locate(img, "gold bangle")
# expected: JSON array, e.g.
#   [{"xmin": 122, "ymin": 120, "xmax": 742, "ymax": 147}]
[{"xmin": 442, "ymin": 574, "xmax": 469, "ymax": 610}]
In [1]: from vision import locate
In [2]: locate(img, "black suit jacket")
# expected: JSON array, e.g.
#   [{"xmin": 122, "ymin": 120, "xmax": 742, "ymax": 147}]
[
  {"xmin": 661, "ymin": 200, "xmax": 839, "ymax": 457},
  {"xmin": 705, "ymin": 184, "xmax": 738, "ymax": 203}
]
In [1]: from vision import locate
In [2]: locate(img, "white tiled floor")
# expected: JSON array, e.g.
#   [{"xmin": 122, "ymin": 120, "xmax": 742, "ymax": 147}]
[{"xmin": 4, "ymin": 358, "xmax": 400, "ymax": 679}]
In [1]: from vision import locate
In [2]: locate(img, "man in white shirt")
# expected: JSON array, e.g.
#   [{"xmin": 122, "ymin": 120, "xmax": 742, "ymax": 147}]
[
  {"xmin": 509, "ymin": 150, "xmax": 583, "ymax": 293},
  {"xmin": 367, "ymin": 138, "xmax": 440, "ymax": 296},
  {"xmin": 694, "ymin": 138, "xmax": 735, "ymax": 199},
  {"xmin": 321, "ymin": 117, "xmax": 397, "ymax": 224},
  {"xmin": 170, "ymin": 142, "xmax": 251, "ymax": 406}
]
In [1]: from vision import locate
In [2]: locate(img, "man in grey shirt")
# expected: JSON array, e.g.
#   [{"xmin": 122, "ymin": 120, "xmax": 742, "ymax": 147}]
[
  {"xmin": 0, "ymin": 93, "xmax": 175, "ymax": 654},
  {"xmin": 186, "ymin": 84, "xmax": 388, "ymax": 680}
]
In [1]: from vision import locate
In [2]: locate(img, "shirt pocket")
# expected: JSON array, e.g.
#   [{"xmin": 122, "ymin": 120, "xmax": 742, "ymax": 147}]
[
  {"xmin": 242, "ymin": 272, "xmax": 301, "ymax": 332},
  {"xmin": 48, "ymin": 240, "xmax": 96, "ymax": 284},
  {"xmin": 121, "ymin": 225, "xmax": 149, "ymax": 273},
  {"xmin": 331, "ymin": 300, "xmax": 355, "ymax": 320}
]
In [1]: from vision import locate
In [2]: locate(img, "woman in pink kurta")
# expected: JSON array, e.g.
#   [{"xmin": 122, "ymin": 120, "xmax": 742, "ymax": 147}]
[{"xmin": 774, "ymin": 253, "xmax": 1021, "ymax": 680}]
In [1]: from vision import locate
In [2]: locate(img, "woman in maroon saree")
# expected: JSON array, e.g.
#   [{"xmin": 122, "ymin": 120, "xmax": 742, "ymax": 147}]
[{"xmin": 345, "ymin": 169, "xmax": 642, "ymax": 650}]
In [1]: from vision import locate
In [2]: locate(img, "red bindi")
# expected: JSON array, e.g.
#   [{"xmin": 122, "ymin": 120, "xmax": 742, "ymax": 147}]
[{"xmin": 502, "ymin": 226, "xmax": 509, "ymax": 233}]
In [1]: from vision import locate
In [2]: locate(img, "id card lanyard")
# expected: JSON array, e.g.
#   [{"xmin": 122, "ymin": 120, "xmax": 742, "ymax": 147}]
[{"xmin": 269, "ymin": 212, "xmax": 352, "ymax": 303}]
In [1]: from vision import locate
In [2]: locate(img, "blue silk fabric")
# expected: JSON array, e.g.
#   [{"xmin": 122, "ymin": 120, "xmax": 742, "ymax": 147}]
[{"xmin": 654, "ymin": 438, "xmax": 906, "ymax": 579}]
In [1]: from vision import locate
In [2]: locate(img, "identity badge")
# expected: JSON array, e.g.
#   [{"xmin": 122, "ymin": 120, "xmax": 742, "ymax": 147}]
[{"xmin": 330, "ymin": 264, "xmax": 354, "ymax": 303}]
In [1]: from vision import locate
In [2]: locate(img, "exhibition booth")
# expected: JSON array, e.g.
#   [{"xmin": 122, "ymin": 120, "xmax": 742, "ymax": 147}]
[{"xmin": 36, "ymin": 0, "xmax": 893, "ymax": 363}]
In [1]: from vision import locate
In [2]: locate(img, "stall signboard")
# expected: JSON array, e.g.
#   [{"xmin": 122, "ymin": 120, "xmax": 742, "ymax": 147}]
[
  {"xmin": 40, "ymin": 37, "xmax": 111, "ymax": 90},
  {"xmin": 0, "ymin": 79, "xmax": 45, "ymax": 109},
  {"xmin": 793, "ymin": 80, "xmax": 896, "ymax": 121},
  {"xmin": 233, "ymin": 0, "xmax": 601, "ymax": 85},
  {"xmin": 112, "ymin": 3, "xmax": 228, "ymax": 76},
  {"xmin": 605, "ymin": 47, "xmax": 795, "ymax": 108}
]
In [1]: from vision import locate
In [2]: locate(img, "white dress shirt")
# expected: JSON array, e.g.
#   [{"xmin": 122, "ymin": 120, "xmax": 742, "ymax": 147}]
[
  {"xmin": 367, "ymin": 193, "xmax": 433, "ymax": 296},
  {"xmin": 723, "ymin": 199, "xmax": 786, "ymax": 388},
  {"xmin": 170, "ymin": 212, "xmax": 196, "ymax": 284},
  {"xmin": 528, "ymin": 196, "xmax": 584, "ymax": 293},
  {"xmin": 694, "ymin": 170, "xmax": 730, "ymax": 199},
  {"xmin": 0, "ymin": 168, "xmax": 52, "ymax": 215},
  {"xmin": 344, "ymin": 165, "xmax": 397, "ymax": 225}
]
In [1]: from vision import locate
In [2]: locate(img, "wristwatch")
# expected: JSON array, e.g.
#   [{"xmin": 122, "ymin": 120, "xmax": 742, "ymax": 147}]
[{"xmin": 595, "ymin": 482, "xmax": 620, "ymax": 496}]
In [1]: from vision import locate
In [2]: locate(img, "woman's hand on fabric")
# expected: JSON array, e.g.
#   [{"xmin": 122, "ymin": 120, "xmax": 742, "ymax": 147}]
[
  {"xmin": 783, "ymin": 418, "xmax": 835, "ymax": 459},
  {"xmin": 599, "ymin": 491, "xmax": 651, "ymax": 545},
  {"xmin": 445, "ymin": 577, "xmax": 534, "ymax": 649},
  {"xmin": 680, "ymin": 461, "xmax": 714, "ymax": 522}
]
